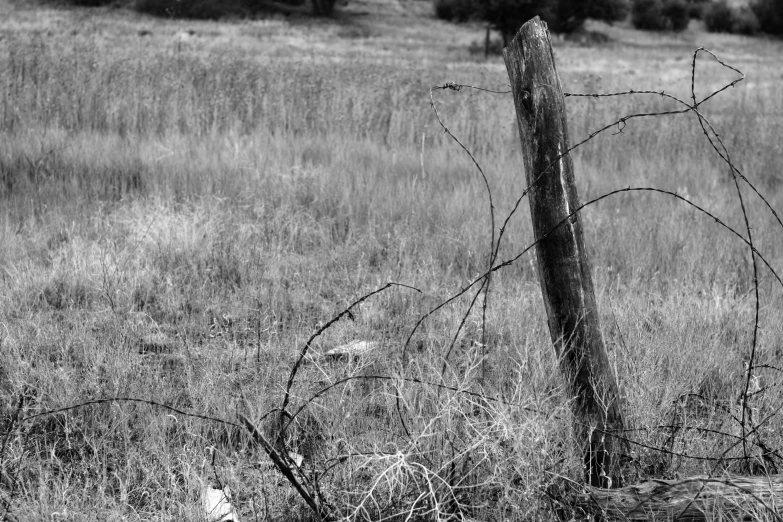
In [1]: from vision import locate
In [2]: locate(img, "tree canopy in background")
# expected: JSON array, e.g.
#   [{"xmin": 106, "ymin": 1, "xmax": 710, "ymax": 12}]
[
  {"xmin": 34, "ymin": 0, "xmax": 783, "ymax": 36},
  {"xmin": 57, "ymin": 0, "xmax": 340, "ymax": 18},
  {"xmin": 436, "ymin": 0, "xmax": 782, "ymax": 38},
  {"xmin": 631, "ymin": 0, "xmax": 690, "ymax": 31},
  {"xmin": 435, "ymin": 0, "xmax": 630, "ymax": 40},
  {"xmin": 751, "ymin": 0, "xmax": 783, "ymax": 34}
]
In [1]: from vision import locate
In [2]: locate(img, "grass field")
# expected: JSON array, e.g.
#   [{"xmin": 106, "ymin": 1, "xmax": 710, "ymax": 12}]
[{"xmin": 1, "ymin": 0, "xmax": 783, "ymax": 519}]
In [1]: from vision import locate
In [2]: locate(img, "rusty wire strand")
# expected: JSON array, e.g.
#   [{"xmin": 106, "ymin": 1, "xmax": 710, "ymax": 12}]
[
  {"xmin": 13, "ymin": 384, "xmax": 777, "ymax": 469},
  {"xmin": 423, "ymin": 47, "xmax": 782, "ymax": 480},
  {"xmin": 430, "ymin": 83, "xmax": 498, "ymax": 385}
]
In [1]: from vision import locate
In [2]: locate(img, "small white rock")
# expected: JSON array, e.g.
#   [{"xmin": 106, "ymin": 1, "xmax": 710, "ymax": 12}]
[
  {"xmin": 288, "ymin": 452, "xmax": 304, "ymax": 467},
  {"xmin": 202, "ymin": 486, "xmax": 240, "ymax": 522},
  {"xmin": 324, "ymin": 340, "xmax": 379, "ymax": 360}
]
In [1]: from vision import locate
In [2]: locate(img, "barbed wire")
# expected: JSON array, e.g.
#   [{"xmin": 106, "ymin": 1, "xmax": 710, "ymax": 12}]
[
  {"xmin": 5, "ymin": 385, "xmax": 777, "ymax": 467},
  {"xmin": 292, "ymin": 374, "xmax": 783, "ymax": 465},
  {"xmin": 17, "ymin": 396, "xmax": 241, "ymax": 428},
  {"xmin": 279, "ymin": 281, "xmax": 421, "ymax": 420},
  {"xmin": 423, "ymin": 45, "xmax": 782, "ymax": 489},
  {"xmin": 429, "ymin": 83, "xmax": 499, "ymax": 389},
  {"xmin": 3, "ymin": 43, "xmax": 782, "ymax": 522}
]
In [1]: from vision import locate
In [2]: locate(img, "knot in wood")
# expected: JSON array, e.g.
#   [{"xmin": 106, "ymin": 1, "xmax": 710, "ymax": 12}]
[{"xmin": 521, "ymin": 89, "xmax": 533, "ymax": 113}]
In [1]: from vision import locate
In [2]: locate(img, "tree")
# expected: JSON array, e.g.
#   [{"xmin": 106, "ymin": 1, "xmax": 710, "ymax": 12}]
[
  {"xmin": 487, "ymin": 0, "xmax": 628, "ymax": 41},
  {"xmin": 545, "ymin": 0, "xmax": 630, "ymax": 33},
  {"xmin": 134, "ymin": 0, "xmax": 344, "ymax": 19},
  {"xmin": 631, "ymin": 0, "xmax": 690, "ymax": 30},
  {"xmin": 587, "ymin": 0, "xmax": 630, "ymax": 23},
  {"xmin": 434, "ymin": 0, "xmax": 629, "ymax": 40},
  {"xmin": 311, "ymin": 0, "xmax": 337, "ymax": 15},
  {"xmin": 703, "ymin": 0, "xmax": 735, "ymax": 32},
  {"xmin": 751, "ymin": 0, "xmax": 783, "ymax": 34},
  {"xmin": 662, "ymin": 0, "xmax": 690, "ymax": 30},
  {"xmin": 632, "ymin": 0, "xmax": 666, "ymax": 29},
  {"xmin": 482, "ymin": 0, "xmax": 554, "ymax": 44},
  {"xmin": 433, "ymin": 0, "xmax": 482, "ymax": 22}
]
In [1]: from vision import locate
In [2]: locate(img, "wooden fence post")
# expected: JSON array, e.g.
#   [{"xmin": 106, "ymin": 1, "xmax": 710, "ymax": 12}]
[{"xmin": 503, "ymin": 17, "xmax": 626, "ymax": 488}]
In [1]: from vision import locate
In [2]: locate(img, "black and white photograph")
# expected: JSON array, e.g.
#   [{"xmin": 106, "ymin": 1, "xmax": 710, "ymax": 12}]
[{"xmin": 0, "ymin": 0, "xmax": 782, "ymax": 519}]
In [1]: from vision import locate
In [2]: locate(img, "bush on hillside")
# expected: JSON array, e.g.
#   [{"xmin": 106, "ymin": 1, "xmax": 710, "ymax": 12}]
[
  {"xmin": 705, "ymin": 1, "xmax": 760, "ymax": 34},
  {"xmin": 751, "ymin": 0, "xmax": 783, "ymax": 34},
  {"xmin": 682, "ymin": 0, "xmax": 710, "ymax": 19},
  {"xmin": 703, "ymin": 0, "xmax": 733, "ymax": 31},
  {"xmin": 134, "ymin": 0, "xmax": 336, "ymax": 19},
  {"xmin": 482, "ymin": 0, "xmax": 554, "ymax": 41},
  {"xmin": 433, "ymin": 0, "xmax": 480, "ymax": 22},
  {"xmin": 311, "ymin": 0, "xmax": 338, "ymax": 15},
  {"xmin": 434, "ymin": 0, "xmax": 629, "ymax": 40},
  {"xmin": 662, "ymin": 0, "xmax": 690, "ymax": 29},
  {"xmin": 536, "ymin": 0, "xmax": 631, "ymax": 33},
  {"xmin": 46, "ymin": 0, "xmax": 114, "ymax": 5},
  {"xmin": 733, "ymin": 6, "xmax": 761, "ymax": 33},
  {"xmin": 632, "ymin": 0, "xmax": 666, "ymax": 29},
  {"xmin": 632, "ymin": 0, "xmax": 690, "ymax": 30},
  {"xmin": 587, "ymin": 0, "xmax": 631, "ymax": 24},
  {"xmin": 135, "ymin": 0, "xmax": 243, "ymax": 18}
]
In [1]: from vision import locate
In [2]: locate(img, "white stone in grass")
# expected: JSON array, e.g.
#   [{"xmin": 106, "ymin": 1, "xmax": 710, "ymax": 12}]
[
  {"xmin": 201, "ymin": 486, "xmax": 240, "ymax": 522},
  {"xmin": 175, "ymin": 30, "xmax": 196, "ymax": 42},
  {"xmin": 288, "ymin": 451, "xmax": 305, "ymax": 467},
  {"xmin": 323, "ymin": 340, "xmax": 379, "ymax": 360}
]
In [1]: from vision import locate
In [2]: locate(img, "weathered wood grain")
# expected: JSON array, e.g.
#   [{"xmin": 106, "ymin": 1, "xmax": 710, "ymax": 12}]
[
  {"xmin": 503, "ymin": 17, "xmax": 626, "ymax": 488},
  {"xmin": 574, "ymin": 474, "xmax": 783, "ymax": 521}
]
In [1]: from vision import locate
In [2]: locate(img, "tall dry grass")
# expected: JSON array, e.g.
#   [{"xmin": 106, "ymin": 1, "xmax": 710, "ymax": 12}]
[{"xmin": 1, "ymin": 12, "xmax": 783, "ymax": 521}]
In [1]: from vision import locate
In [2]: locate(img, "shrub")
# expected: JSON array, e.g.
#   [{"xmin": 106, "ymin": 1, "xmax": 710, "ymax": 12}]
[
  {"xmin": 704, "ymin": 2, "xmax": 760, "ymax": 34},
  {"xmin": 135, "ymin": 0, "xmax": 338, "ymax": 19},
  {"xmin": 685, "ymin": 0, "xmax": 710, "ymax": 19},
  {"xmin": 434, "ymin": 0, "xmax": 629, "ymax": 38},
  {"xmin": 587, "ymin": 0, "xmax": 630, "ymax": 23},
  {"xmin": 134, "ymin": 0, "xmax": 249, "ymax": 19},
  {"xmin": 733, "ymin": 6, "xmax": 761, "ymax": 34},
  {"xmin": 632, "ymin": 0, "xmax": 690, "ymax": 30},
  {"xmin": 41, "ymin": 0, "xmax": 114, "ymax": 4},
  {"xmin": 481, "ymin": 0, "xmax": 552, "ymax": 42},
  {"xmin": 703, "ymin": 0, "xmax": 734, "ymax": 32},
  {"xmin": 662, "ymin": 0, "xmax": 690, "ymax": 29},
  {"xmin": 632, "ymin": 0, "xmax": 666, "ymax": 29},
  {"xmin": 550, "ymin": 0, "xmax": 587, "ymax": 33},
  {"xmin": 548, "ymin": 0, "xmax": 631, "ymax": 33},
  {"xmin": 751, "ymin": 0, "xmax": 783, "ymax": 35},
  {"xmin": 433, "ymin": 0, "xmax": 480, "ymax": 22},
  {"xmin": 311, "ymin": 0, "xmax": 338, "ymax": 15},
  {"xmin": 433, "ymin": 0, "xmax": 455, "ymax": 19}
]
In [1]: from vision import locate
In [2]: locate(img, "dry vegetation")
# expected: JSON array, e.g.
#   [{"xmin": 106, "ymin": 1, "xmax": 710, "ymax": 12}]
[{"xmin": 1, "ymin": 0, "xmax": 783, "ymax": 520}]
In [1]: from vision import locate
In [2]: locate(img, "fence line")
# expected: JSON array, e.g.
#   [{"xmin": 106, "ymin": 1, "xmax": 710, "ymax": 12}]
[{"xmin": 2, "ymin": 35, "xmax": 782, "ymax": 522}]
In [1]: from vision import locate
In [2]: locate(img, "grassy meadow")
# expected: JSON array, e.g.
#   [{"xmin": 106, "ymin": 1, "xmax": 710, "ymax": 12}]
[{"xmin": 1, "ymin": 0, "xmax": 783, "ymax": 519}]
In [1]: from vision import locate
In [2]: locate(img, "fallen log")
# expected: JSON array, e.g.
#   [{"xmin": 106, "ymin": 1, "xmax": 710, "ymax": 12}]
[{"xmin": 572, "ymin": 474, "xmax": 783, "ymax": 521}]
